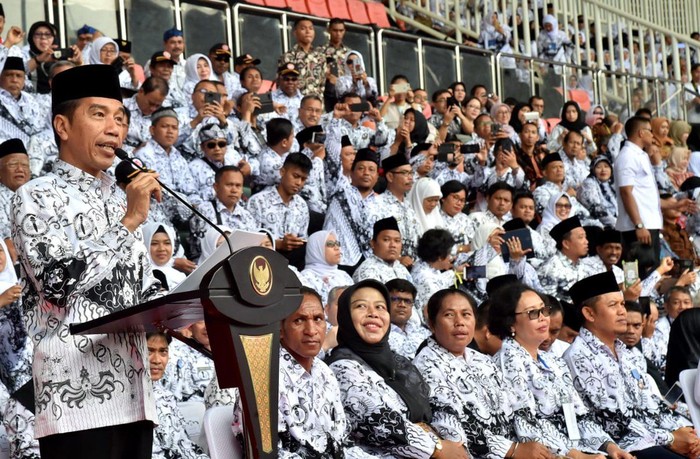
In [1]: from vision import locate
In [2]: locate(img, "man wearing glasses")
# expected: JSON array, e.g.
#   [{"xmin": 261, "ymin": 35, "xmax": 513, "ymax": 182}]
[
  {"xmin": 272, "ymin": 63, "xmax": 303, "ymax": 122},
  {"xmin": 386, "ymin": 278, "xmax": 429, "ymax": 359}
]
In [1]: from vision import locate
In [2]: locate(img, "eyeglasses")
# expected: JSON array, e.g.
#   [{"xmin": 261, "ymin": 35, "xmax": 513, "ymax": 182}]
[
  {"xmin": 205, "ymin": 141, "xmax": 227, "ymax": 149},
  {"xmin": 325, "ymin": 240, "xmax": 341, "ymax": 248},
  {"xmin": 282, "ymin": 76, "xmax": 298, "ymax": 82},
  {"xmin": 214, "ymin": 56, "xmax": 230, "ymax": 62},
  {"xmin": 555, "ymin": 203, "xmax": 572, "ymax": 209},
  {"xmin": 100, "ymin": 48, "xmax": 117, "ymax": 56},
  {"xmin": 34, "ymin": 32, "xmax": 54, "ymax": 39},
  {"xmin": 5, "ymin": 161, "xmax": 30, "ymax": 171},
  {"xmin": 448, "ymin": 195, "xmax": 466, "ymax": 204},
  {"xmin": 593, "ymin": 111, "xmax": 604, "ymax": 115},
  {"xmin": 515, "ymin": 305, "xmax": 552, "ymax": 320},
  {"xmin": 390, "ymin": 296, "xmax": 414, "ymax": 306},
  {"xmin": 389, "ymin": 170, "xmax": 413, "ymax": 176}
]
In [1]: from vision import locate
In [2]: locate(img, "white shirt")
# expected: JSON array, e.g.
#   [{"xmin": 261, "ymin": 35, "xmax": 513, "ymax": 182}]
[{"xmin": 614, "ymin": 140, "xmax": 662, "ymax": 231}]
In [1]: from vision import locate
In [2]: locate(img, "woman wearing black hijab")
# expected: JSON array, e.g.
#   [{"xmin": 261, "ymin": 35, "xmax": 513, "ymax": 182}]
[
  {"xmin": 546, "ymin": 100, "xmax": 597, "ymax": 155},
  {"xmin": 326, "ymin": 279, "xmax": 469, "ymax": 458},
  {"xmin": 665, "ymin": 308, "xmax": 700, "ymax": 386},
  {"xmin": 389, "ymin": 108, "xmax": 433, "ymax": 156}
]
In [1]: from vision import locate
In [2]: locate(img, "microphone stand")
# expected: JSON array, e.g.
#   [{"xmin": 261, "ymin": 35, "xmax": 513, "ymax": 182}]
[{"xmin": 115, "ymin": 149, "xmax": 234, "ymax": 256}]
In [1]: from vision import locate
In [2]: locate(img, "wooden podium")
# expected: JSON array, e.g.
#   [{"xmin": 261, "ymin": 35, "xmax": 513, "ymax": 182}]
[{"xmin": 70, "ymin": 246, "xmax": 303, "ymax": 458}]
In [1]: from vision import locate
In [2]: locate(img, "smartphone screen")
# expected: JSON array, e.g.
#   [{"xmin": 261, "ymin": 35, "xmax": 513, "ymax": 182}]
[{"xmin": 663, "ymin": 382, "xmax": 684, "ymax": 407}]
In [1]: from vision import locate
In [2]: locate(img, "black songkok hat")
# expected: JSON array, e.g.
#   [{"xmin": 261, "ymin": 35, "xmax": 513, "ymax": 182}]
[
  {"xmin": 569, "ymin": 271, "xmax": 620, "ymax": 309},
  {"xmin": 382, "ymin": 153, "xmax": 409, "ymax": 172},
  {"xmin": 502, "ymin": 218, "xmax": 526, "ymax": 232},
  {"xmin": 541, "ymin": 153, "xmax": 563, "ymax": 169},
  {"xmin": 52, "ymin": 65, "xmax": 122, "ymax": 117},
  {"xmin": 485, "ymin": 274, "xmax": 518, "ymax": 296},
  {"xmin": 0, "ymin": 4, "xmax": 5, "ymax": 17},
  {"xmin": 373, "ymin": 217, "xmax": 400, "ymax": 240},
  {"xmin": 596, "ymin": 228, "xmax": 622, "ymax": 247},
  {"xmin": 561, "ymin": 300, "xmax": 583, "ymax": 331},
  {"xmin": 295, "ymin": 125, "xmax": 323, "ymax": 146},
  {"xmin": 353, "ymin": 148, "xmax": 379, "ymax": 167},
  {"xmin": 680, "ymin": 176, "xmax": 700, "ymax": 192},
  {"xmin": 2, "ymin": 57, "xmax": 24, "ymax": 73},
  {"xmin": 549, "ymin": 216, "xmax": 581, "ymax": 244},
  {"xmin": 0, "ymin": 138, "xmax": 27, "ymax": 159},
  {"xmin": 341, "ymin": 135, "xmax": 352, "ymax": 148},
  {"xmin": 114, "ymin": 38, "xmax": 132, "ymax": 54}
]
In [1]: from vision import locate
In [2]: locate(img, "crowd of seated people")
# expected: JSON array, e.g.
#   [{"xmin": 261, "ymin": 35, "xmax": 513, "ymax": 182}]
[{"xmin": 2, "ymin": 5, "xmax": 700, "ymax": 458}]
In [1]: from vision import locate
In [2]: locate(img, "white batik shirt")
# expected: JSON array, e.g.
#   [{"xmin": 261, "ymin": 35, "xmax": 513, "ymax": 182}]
[
  {"xmin": 203, "ymin": 376, "xmax": 238, "ymax": 409},
  {"xmin": 537, "ymin": 252, "xmax": 604, "ymax": 302},
  {"xmin": 271, "ymin": 88, "xmax": 303, "ymax": 122},
  {"xmin": 389, "ymin": 322, "xmax": 430, "ymax": 360},
  {"xmin": 411, "ymin": 260, "xmax": 456, "ymax": 324},
  {"xmin": 413, "ymin": 338, "xmax": 516, "ymax": 459},
  {"xmin": 233, "ymin": 348, "xmax": 358, "ymax": 458},
  {"xmin": 189, "ymin": 150, "xmax": 246, "ymax": 203},
  {"xmin": 0, "ymin": 184, "xmax": 14, "ymax": 239},
  {"xmin": 563, "ymin": 328, "xmax": 690, "ymax": 450},
  {"xmin": 189, "ymin": 199, "xmax": 257, "ymax": 258},
  {"xmin": 11, "ymin": 160, "xmax": 159, "ymax": 437},
  {"xmin": 365, "ymin": 192, "xmax": 420, "ymax": 259},
  {"xmin": 438, "ymin": 210, "xmax": 476, "ymax": 248},
  {"xmin": 0, "ymin": 89, "xmax": 46, "ymax": 145},
  {"xmin": 123, "ymin": 94, "xmax": 154, "ymax": 149},
  {"xmin": 299, "ymin": 268, "xmax": 354, "ymax": 306},
  {"xmin": 162, "ymin": 340, "xmax": 214, "ymax": 403},
  {"xmin": 494, "ymin": 338, "xmax": 611, "ymax": 456},
  {"xmin": 641, "ymin": 316, "xmax": 670, "ymax": 371},
  {"xmin": 152, "ymin": 383, "xmax": 208, "ymax": 459},
  {"xmin": 558, "ymin": 150, "xmax": 590, "ymax": 190},
  {"xmin": 352, "ymin": 254, "xmax": 413, "ymax": 284},
  {"xmin": 247, "ymin": 186, "xmax": 309, "ymax": 239}
]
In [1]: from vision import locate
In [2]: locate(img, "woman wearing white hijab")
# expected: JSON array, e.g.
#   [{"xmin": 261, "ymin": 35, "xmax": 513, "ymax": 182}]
[
  {"xmin": 183, "ymin": 53, "xmax": 214, "ymax": 99},
  {"xmin": 334, "ymin": 50, "xmax": 378, "ymax": 101},
  {"xmin": 198, "ymin": 225, "xmax": 233, "ymax": 265},
  {"xmin": 87, "ymin": 37, "xmax": 139, "ymax": 90},
  {"xmin": 537, "ymin": 191, "xmax": 571, "ymax": 256},
  {"xmin": 536, "ymin": 14, "xmax": 572, "ymax": 68},
  {"xmin": 143, "ymin": 222, "xmax": 186, "ymax": 291},
  {"xmin": 300, "ymin": 230, "xmax": 353, "ymax": 305},
  {"xmin": 0, "ymin": 238, "xmax": 20, "ymax": 306},
  {"xmin": 408, "ymin": 177, "xmax": 444, "ymax": 235}
]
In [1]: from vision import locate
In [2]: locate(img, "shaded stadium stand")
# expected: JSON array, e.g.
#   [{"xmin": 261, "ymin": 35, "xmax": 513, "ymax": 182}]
[
  {"xmin": 364, "ymin": 1, "xmax": 392, "ymax": 28},
  {"xmin": 327, "ymin": 0, "xmax": 352, "ymax": 20},
  {"xmin": 286, "ymin": 0, "xmax": 309, "ymax": 14},
  {"xmin": 306, "ymin": 0, "xmax": 330, "ymax": 18},
  {"xmin": 347, "ymin": 0, "xmax": 371, "ymax": 24}
]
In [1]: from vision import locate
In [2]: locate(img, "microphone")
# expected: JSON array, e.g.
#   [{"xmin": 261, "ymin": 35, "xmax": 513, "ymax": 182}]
[{"xmin": 115, "ymin": 148, "xmax": 234, "ymax": 256}]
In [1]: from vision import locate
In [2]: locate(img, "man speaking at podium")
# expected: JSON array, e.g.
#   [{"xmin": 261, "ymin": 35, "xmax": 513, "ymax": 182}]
[{"xmin": 11, "ymin": 65, "xmax": 162, "ymax": 458}]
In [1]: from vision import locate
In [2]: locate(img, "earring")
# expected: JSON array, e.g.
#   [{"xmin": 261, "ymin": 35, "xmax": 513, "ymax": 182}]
[{"xmin": 511, "ymin": 330, "xmax": 515, "ymax": 337}]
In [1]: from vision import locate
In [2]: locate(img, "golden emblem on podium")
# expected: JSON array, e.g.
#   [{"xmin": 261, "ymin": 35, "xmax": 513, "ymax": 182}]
[{"xmin": 250, "ymin": 256, "xmax": 273, "ymax": 296}]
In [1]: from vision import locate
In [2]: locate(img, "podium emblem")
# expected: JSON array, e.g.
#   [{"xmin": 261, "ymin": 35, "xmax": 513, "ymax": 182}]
[{"xmin": 249, "ymin": 256, "xmax": 273, "ymax": 296}]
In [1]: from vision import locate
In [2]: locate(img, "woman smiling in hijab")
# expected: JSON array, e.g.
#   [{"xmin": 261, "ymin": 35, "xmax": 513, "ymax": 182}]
[
  {"xmin": 326, "ymin": 279, "xmax": 469, "ymax": 458},
  {"xmin": 548, "ymin": 101, "xmax": 596, "ymax": 155}
]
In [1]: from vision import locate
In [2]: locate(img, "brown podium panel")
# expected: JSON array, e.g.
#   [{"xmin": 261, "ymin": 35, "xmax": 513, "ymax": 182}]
[{"xmin": 71, "ymin": 246, "xmax": 302, "ymax": 459}]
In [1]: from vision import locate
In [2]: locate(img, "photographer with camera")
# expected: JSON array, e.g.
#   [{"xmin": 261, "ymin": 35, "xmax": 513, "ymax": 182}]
[{"xmin": 335, "ymin": 50, "xmax": 377, "ymax": 106}]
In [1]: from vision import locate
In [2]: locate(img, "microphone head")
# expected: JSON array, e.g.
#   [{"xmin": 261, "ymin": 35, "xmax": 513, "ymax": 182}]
[{"xmin": 114, "ymin": 148, "xmax": 130, "ymax": 161}]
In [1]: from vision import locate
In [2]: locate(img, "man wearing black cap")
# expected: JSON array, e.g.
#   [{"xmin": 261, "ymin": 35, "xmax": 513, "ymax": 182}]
[
  {"xmin": 365, "ymin": 153, "xmax": 420, "ymax": 266},
  {"xmin": 582, "ymin": 228, "xmax": 625, "ymax": 284},
  {"xmin": 122, "ymin": 76, "xmax": 169, "ymax": 151},
  {"xmin": 537, "ymin": 216, "xmax": 603, "ymax": 302},
  {"xmin": 11, "ymin": 65, "xmax": 162, "ymax": 458},
  {"xmin": 230, "ymin": 53, "xmax": 260, "ymax": 100},
  {"xmin": 0, "ymin": 56, "xmax": 45, "ymax": 145},
  {"xmin": 468, "ymin": 181, "xmax": 514, "ymax": 229},
  {"xmin": 208, "ymin": 42, "xmax": 240, "ymax": 100},
  {"xmin": 564, "ymin": 272, "xmax": 700, "ymax": 459},
  {"xmin": 273, "ymin": 62, "xmax": 303, "ymax": 121},
  {"xmin": 0, "ymin": 138, "xmax": 29, "ymax": 243},
  {"xmin": 353, "ymin": 217, "xmax": 412, "ymax": 283},
  {"xmin": 323, "ymin": 147, "xmax": 379, "ymax": 271},
  {"xmin": 148, "ymin": 51, "xmax": 187, "ymax": 109}
]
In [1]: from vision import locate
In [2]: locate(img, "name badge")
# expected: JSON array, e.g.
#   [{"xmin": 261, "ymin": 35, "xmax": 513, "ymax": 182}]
[{"xmin": 562, "ymin": 402, "xmax": 581, "ymax": 441}]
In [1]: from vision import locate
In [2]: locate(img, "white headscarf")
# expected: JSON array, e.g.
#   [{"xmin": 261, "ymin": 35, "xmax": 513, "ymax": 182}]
[
  {"xmin": 0, "ymin": 239, "xmax": 18, "ymax": 293},
  {"xmin": 471, "ymin": 221, "xmax": 506, "ymax": 279},
  {"xmin": 198, "ymin": 225, "xmax": 233, "ymax": 265},
  {"xmin": 142, "ymin": 222, "xmax": 185, "ymax": 291},
  {"xmin": 543, "ymin": 14, "xmax": 559, "ymax": 40},
  {"xmin": 303, "ymin": 230, "xmax": 339, "ymax": 277},
  {"xmin": 539, "ymin": 192, "xmax": 570, "ymax": 234},
  {"xmin": 408, "ymin": 177, "xmax": 444, "ymax": 234},
  {"xmin": 342, "ymin": 50, "xmax": 366, "ymax": 76},
  {"xmin": 88, "ymin": 37, "xmax": 119, "ymax": 65},
  {"xmin": 184, "ymin": 53, "xmax": 214, "ymax": 85}
]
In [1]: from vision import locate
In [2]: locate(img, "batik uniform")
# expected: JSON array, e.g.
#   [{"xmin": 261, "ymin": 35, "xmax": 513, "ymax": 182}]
[
  {"xmin": 365, "ymin": 193, "xmax": 420, "ymax": 260},
  {"xmin": 558, "ymin": 151, "xmax": 590, "ymax": 190},
  {"xmin": 537, "ymin": 252, "xmax": 604, "ymax": 302},
  {"xmin": 247, "ymin": 186, "xmax": 310, "ymax": 239},
  {"xmin": 0, "ymin": 89, "xmax": 46, "ymax": 145},
  {"xmin": 577, "ymin": 176, "xmax": 618, "ymax": 227},
  {"xmin": 161, "ymin": 340, "xmax": 214, "ymax": 403},
  {"xmin": 152, "ymin": 382, "xmax": 208, "ymax": 459},
  {"xmin": 495, "ymin": 338, "xmax": 612, "ymax": 456},
  {"xmin": 203, "ymin": 376, "xmax": 238, "ymax": 409},
  {"xmin": 189, "ymin": 199, "xmax": 257, "ymax": 259},
  {"xmin": 189, "ymin": 149, "xmax": 246, "ymax": 203},
  {"xmin": 563, "ymin": 328, "xmax": 691, "ymax": 451},
  {"xmin": 641, "ymin": 316, "xmax": 670, "ymax": 371},
  {"xmin": 271, "ymin": 88, "xmax": 303, "ymax": 122},
  {"xmin": 439, "ymin": 210, "xmax": 476, "ymax": 250},
  {"xmin": 352, "ymin": 255, "xmax": 413, "ymax": 284},
  {"xmin": 123, "ymin": 94, "xmax": 155, "ymax": 149},
  {"xmin": 11, "ymin": 160, "xmax": 160, "ymax": 438},
  {"xmin": 0, "ymin": 184, "xmax": 14, "ymax": 239},
  {"xmin": 411, "ymin": 260, "xmax": 456, "ymax": 325},
  {"xmin": 388, "ymin": 323, "xmax": 430, "ymax": 360},
  {"xmin": 414, "ymin": 338, "xmax": 517, "ymax": 459},
  {"xmin": 278, "ymin": 45, "xmax": 328, "ymax": 97}
]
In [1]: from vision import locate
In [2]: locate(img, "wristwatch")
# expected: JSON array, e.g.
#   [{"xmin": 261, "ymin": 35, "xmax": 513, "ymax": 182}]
[
  {"xmin": 635, "ymin": 222, "xmax": 645, "ymax": 230},
  {"xmin": 431, "ymin": 437, "xmax": 443, "ymax": 458}
]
